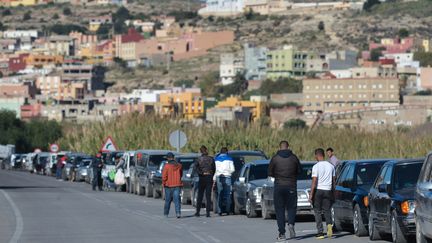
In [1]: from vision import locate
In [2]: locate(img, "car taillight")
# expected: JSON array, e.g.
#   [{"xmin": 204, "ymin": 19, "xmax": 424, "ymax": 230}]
[
  {"xmin": 363, "ymin": 196, "xmax": 369, "ymax": 207},
  {"xmin": 401, "ymin": 201, "xmax": 410, "ymax": 215}
]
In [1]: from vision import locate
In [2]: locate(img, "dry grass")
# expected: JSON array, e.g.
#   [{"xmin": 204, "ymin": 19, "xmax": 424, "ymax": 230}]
[{"xmin": 60, "ymin": 114, "xmax": 432, "ymax": 160}]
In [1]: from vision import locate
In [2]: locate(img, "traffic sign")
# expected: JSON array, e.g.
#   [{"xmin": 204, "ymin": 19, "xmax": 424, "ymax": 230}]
[
  {"xmin": 100, "ymin": 136, "xmax": 118, "ymax": 152},
  {"xmin": 49, "ymin": 144, "xmax": 59, "ymax": 153},
  {"xmin": 169, "ymin": 130, "xmax": 187, "ymax": 152}
]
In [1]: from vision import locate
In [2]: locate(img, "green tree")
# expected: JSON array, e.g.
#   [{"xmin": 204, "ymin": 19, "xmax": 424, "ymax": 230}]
[
  {"xmin": 23, "ymin": 11, "xmax": 31, "ymax": 21},
  {"xmin": 0, "ymin": 21, "xmax": 6, "ymax": 31},
  {"xmin": 199, "ymin": 71, "xmax": 219, "ymax": 97},
  {"xmin": 52, "ymin": 13, "xmax": 59, "ymax": 20},
  {"xmin": 370, "ymin": 47, "xmax": 386, "ymax": 61},
  {"xmin": 414, "ymin": 89, "xmax": 432, "ymax": 96},
  {"xmin": 414, "ymin": 52, "xmax": 432, "ymax": 66},
  {"xmin": 173, "ymin": 79, "xmax": 194, "ymax": 88},
  {"xmin": 49, "ymin": 24, "xmax": 87, "ymax": 35},
  {"xmin": 221, "ymin": 72, "xmax": 248, "ymax": 98},
  {"xmin": 363, "ymin": 0, "xmax": 380, "ymax": 11},
  {"xmin": 318, "ymin": 21, "xmax": 325, "ymax": 31},
  {"xmin": 283, "ymin": 119, "xmax": 307, "ymax": 129},
  {"xmin": 398, "ymin": 28, "xmax": 409, "ymax": 38},
  {"xmin": 63, "ymin": 7, "xmax": 72, "ymax": 15},
  {"xmin": 26, "ymin": 119, "xmax": 62, "ymax": 151},
  {"xmin": 258, "ymin": 77, "xmax": 303, "ymax": 95},
  {"xmin": 96, "ymin": 23, "xmax": 112, "ymax": 37}
]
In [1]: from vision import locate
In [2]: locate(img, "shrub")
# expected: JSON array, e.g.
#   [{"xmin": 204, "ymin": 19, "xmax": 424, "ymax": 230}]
[{"xmin": 283, "ymin": 119, "xmax": 307, "ymax": 129}]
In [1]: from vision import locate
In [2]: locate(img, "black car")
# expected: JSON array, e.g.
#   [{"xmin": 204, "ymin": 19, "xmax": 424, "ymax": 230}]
[
  {"xmin": 368, "ymin": 158, "xmax": 423, "ymax": 243},
  {"xmin": 213, "ymin": 150, "xmax": 268, "ymax": 213},
  {"xmin": 415, "ymin": 153, "xmax": 432, "ymax": 243},
  {"xmin": 233, "ymin": 160, "xmax": 269, "ymax": 218},
  {"xmin": 131, "ymin": 150, "xmax": 178, "ymax": 197},
  {"xmin": 332, "ymin": 159, "xmax": 391, "ymax": 236}
]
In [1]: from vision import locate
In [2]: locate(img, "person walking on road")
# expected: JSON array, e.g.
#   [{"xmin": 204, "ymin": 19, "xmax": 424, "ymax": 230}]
[
  {"xmin": 194, "ymin": 146, "xmax": 216, "ymax": 217},
  {"xmin": 214, "ymin": 147, "xmax": 235, "ymax": 216},
  {"xmin": 326, "ymin": 148, "xmax": 339, "ymax": 167},
  {"xmin": 162, "ymin": 152, "xmax": 183, "ymax": 218},
  {"xmin": 268, "ymin": 141, "xmax": 302, "ymax": 242},
  {"xmin": 309, "ymin": 148, "xmax": 336, "ymax": 239},
  {"xmin": 56, "ymin": 156, "xmax": 66, "ymax": 180},
  {"xmin": 92, "ymin": 154, "xmax": 104, "ymax": 191}
]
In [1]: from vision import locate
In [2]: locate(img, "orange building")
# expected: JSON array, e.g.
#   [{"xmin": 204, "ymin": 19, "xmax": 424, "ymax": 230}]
[
  {"xmin": 215, "ymin": 96, "xmax": 267, "ymax": 121},
  {"xmin": 159, "ymin": 88, "xmax": 204, "ymax": 119},
  {"xmin": 25, "ymin": 54, "xmax": 63, "ymax": 68}
]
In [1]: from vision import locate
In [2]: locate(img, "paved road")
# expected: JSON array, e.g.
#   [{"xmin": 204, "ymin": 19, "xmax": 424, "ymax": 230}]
[{"xmin": 0, "ymin": 170, "xmax": 391, "ymax": 243}]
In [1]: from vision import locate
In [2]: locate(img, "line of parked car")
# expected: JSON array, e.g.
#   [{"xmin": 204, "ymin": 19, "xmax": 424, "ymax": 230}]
[{"xmin": 2, "ymin": 149, "xmax": 432, "ymax": 243}]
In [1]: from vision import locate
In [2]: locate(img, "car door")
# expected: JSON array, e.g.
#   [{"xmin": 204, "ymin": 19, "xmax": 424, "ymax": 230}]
[
  {"xmin": 334, "ymin": 163, "xmax": 349, "ymax": 220},
  {"xmin": 417, "ymin": 154, "xmax": 432, "ymax": 237},
  {"xmin": 369, "ymin": 165, "xmax": 387, "ymax": 227},
  {"xmin": 234, "ymin": 165, "xmax": 248, "ymax": 209},
  {"xmin": 341, "ymin": 164, "xmax": 356, "ymax": 221},
  {"xmin": 375, "ymin": 165, "xmax": 393, "ymax": 229}
]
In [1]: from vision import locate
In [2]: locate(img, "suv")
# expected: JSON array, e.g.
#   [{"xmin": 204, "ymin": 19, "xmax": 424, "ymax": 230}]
[
  {"xmin": 233, "ymin": 160, "xmax": 269, "ymax": 218},
  {"xmin": 332, "ymin": 159, "xmax": 390, "ymax": 236},
  {"xmin": 415, "ymin": 153, "xmax": 432, "ymax": 243},
  {"xmin": 368, "ymin": 159, "xmax": 424, "ymax": 243},
  {"xmin": 131, "ymin": 150, "xmax": 178, "ymax": 197}
]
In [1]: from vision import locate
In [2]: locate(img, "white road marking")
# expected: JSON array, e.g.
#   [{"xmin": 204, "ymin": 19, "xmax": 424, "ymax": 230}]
[
  {"xmin": 1, "ymin": 190, "xmax": 23, "ymax": 243},
  {"xmin": 208, "ymin": 235, "xmax": 222, "ymax": 243},
  {"xmin": 181, "ymin": 209, "xmax": 195, "ymax": 212}
]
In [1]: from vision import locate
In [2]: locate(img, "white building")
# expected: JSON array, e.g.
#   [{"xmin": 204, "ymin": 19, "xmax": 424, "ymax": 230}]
[
  {"xmin": 384, "ymin": 53, "xmax": 414, "ymax": 66},
  {"xmin": 198, "ymin": 0, "xmax": 245, "ymax": 16},
  {"xmin": 120, "ymin": 89, "xmax": 168, "ymax": 103},
  {"xmin": 220, "ymin": 53, "xmax": 244, "ymax": 86},
  {"xmin": 2, "ymin": 30, "xmax": 38, "ymax": 39}
]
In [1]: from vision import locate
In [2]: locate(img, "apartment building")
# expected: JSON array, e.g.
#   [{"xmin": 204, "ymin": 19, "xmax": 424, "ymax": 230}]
[
  {"xmin": 303, "ymin": 77, "xmax": 400, "ymax": 114},
  {"xmin": 36, "ymin": 76, "xmax": 86, "ymax": 100},
  {"xmin": 159, "ymin": 88, "xmax": 204, "ymax": 119},
  {"xmin": 244, "ymin": 43, "xmax": 267, "ymax": 81},
  {"xmin": 220, "ymin": 53, "xmax": 244, "ymax": 85},
  {"xmin": 61, "ymin": 62, "xmax": 105, "ymax": 91},
  {"xmin": 266, "ymin": 45, "xmax": 309, "ymax": 79},
  {"xmin": 198, "ymin": 0, "xmax": 244, "ymax": 16}
]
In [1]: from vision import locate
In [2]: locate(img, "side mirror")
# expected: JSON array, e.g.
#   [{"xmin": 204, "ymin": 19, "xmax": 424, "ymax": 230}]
[
  {"xmin": 378, "ymin": 184, "xmax": 388, "ymax": 193},
  {"xmin": 239, "ymin": 177, "xmax": 246, "ymax": 184}
]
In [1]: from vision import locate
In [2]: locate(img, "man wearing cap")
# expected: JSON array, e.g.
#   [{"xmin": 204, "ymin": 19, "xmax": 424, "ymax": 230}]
[
  {"xmin": 162, "ymin": 152, "xmax": 183, "ymax": 218},
  {"xmin": 92, "ymin": 153, "xmax": 104, "ymax": 191}
]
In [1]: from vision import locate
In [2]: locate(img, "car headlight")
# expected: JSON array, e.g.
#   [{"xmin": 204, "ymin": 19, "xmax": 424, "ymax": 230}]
[
  {"xmin": 401, "ymin": 200, "xmax": 415, "ymax": 215},
  {"xmin": 253, "ymin": 187, "xmax": 261, "ymax": 198}
]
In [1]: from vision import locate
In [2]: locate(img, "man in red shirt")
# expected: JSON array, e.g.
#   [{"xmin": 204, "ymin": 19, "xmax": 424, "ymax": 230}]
[{"xmin": 162, "ymin": 152, "xmax": 183, "ymax": 218}]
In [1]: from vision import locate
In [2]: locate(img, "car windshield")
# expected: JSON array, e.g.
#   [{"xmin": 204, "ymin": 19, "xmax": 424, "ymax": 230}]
[
  {"xmin": 356, "ymin": 163, "xmax": 384, "ymax": 187},
  {"xmin": 231, "ymin": 154, "xmax": 267, "ymax": 171},
  {"xmin": 178, "ymin": 158, "xmax": 196, "ymax": 171},
  {"xmin": 39, "ymin": 156, "xmax": 48, "ymax": 163},
  {"xmin": 298, "ymin": 164, "xmax": 314, "ymax": 180},
  {"xmin": 80, "ymin": 160, "xmax": 92, "ymax": 167},
  {"xmin": 393, "ymin": 163, "xmax": 423, "ymax": 191},
  {"xmin": 149, "ymin": 155, "xmax": 166, "ymax": 167},
  {"xmin": 249, "ymin": 164, "xmax": 268, "ymax": 181}
]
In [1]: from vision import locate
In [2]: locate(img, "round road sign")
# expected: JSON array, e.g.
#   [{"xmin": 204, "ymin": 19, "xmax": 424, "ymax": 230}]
[
  {"xmin": 169, "ymin": 130, "xmax": 187, "ymax": 152},
  {"xmin": 50, "ymin": 144, "xmax": 59, "ymax": 153}
]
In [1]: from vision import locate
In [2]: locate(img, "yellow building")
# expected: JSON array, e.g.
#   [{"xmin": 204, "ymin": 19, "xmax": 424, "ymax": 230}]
[
  {"xmin": 159, "ymin": 88, "xmax": 204, "ymax": 119},
  {"xmin": 215, "ymin": 96, "xmax": 267, "ymax": 121},
  {"xmin": 423, "ymin": 39, "xmax": 431, "ymax": 52},
  {"xmin": 25, "ymin": 54, "xmax": 64, "ymax": 67},
  {"xmin": 10, "ymin": 0, "xmax": 36, "ymax": 7}
]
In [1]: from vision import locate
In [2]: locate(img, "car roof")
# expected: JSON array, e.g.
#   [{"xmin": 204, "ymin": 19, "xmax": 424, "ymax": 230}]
[
  {"xmin": 345, "ymin": 159, "xmax": 392, "ymax": 165},
  {"xmin": 176, "ymin": 153, "xmax": 200, "ymax": 159},
  {"xmin": 385, "ymin": 158, "xmax": 425, "ymax": 166},
  {"xmin": 249, "ymin": 159, "xmax": 270, "ymax": 166},
  {"xmin": 227, "ymin": 150, "xmax": 267, "ymax": 156},
  {"xmin": 301, "ymin": 161, "xmax": 316, "ymax": 165},
  {"xmin": 135, "ymin": 150, "xmax": 178, "ymax": 155}
]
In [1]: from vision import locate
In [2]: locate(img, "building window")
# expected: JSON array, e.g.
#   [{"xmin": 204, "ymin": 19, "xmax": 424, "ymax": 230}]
[{"xmin": 378, "ymin": 84, "xmax": 383, "ymax": 89}]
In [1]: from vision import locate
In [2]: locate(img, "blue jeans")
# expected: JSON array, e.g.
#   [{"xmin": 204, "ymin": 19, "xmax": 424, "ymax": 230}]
[
  {"xmin": 216, "ymin": 176, "xmax": 232, "ymax": 214},
  {"xmin": 164, "ymin": 187, "xmax": 181, "ymax": 216},
  {"xmin": 56, "ymin": 167, "xmax": 62, "ymax": 179}
]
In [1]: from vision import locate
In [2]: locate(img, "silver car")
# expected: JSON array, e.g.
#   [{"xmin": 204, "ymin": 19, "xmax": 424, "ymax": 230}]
[
  {"xmin": 261, "ymin": 161, "xmax": 315, "ymax": 219},
  {"xmin": 415, "ymin": 152, "xmax": 432, "ymax": 243}
]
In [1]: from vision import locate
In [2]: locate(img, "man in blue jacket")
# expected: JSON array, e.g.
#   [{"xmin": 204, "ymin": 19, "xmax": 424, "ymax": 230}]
[{"xmin": 214, "ymin": 147, "xmax": 235, "ymax": 216}]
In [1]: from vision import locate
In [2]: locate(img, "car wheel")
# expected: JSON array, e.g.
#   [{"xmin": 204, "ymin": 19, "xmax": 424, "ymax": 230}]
[
  {"xmin": 261, "ymin": 199, "xmax": 272, "ymax": 219},
  {"xmin": 391, "ymin": 211, "xmax": 408, "ymax": 243},
  {"xmin": 416, "ymin": 217, "xmax": 430, "ymax": 243},
  {"xmin": 353, "ymin": 204, "xmax": 368, "ymax": 236},
  {"xmin": 369, "ymin": 211, "xmax": 382, "ymax": 241},
  {"xmin": 146, "ymin": 182, "xmax": 153, "ymax": 197},
  {"xmin": 332, "ymin": 206, "xmax": 342, "ymax": 232},
  {"xmin": 246, "ymin": 197, "xmax": 258, "ymax": 218}
]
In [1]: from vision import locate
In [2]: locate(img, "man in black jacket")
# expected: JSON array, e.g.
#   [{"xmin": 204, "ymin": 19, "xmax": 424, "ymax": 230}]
[
  {"xmin": 194, "ymin": 145, "xmax": 216, "ymax": 217},
  {"xmin": 268, "ymin": 141, "xmax": 302, "ymax": 242},
  {"xmin": 92, "ymin": 153, "xmax": 104, "ymax": 191}
]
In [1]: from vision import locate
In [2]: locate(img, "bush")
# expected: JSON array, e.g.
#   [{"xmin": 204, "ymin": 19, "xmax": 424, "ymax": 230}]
[
  {"xmin": 49, "ymin": 24, "xmax": 87, "ymax": 35},
  {"xmin": 398, "ymin": 28, "xmax": 409, "ymax": 38},
  {"xmin": 52, "ymin": 13, "xmax": 59, "ymax": 20},
  {"xmin": 63, "ymin": 7, "xmax": 72, "ymax": 15},
  {"xmin": 283, "ymin": 119, "xmax": 307, "ymax": 129},
  {"xmin": 414, "ymin": 52, "xmax": 432, "ymax": 66},
  {"xmin": 23, "ymin": 11, "xmax": 31, "ymax": 21},
  {"xmin": 318, "ymin": 21, "xmax": 325, "ymax": 31},
  {"xmin": 173, "ymin": 79, "xmax": 194, "ymax": 88},
  {"xmin": 2, "ymin": 9, "xmax": 11, "ymax": 16},
  {"xmin": 370, "ymin": 47, "xmax": 386, "ymax": 61},
  {"xmin": 414, "ymin": 89, "xmax": 432, "ymax": 96}
]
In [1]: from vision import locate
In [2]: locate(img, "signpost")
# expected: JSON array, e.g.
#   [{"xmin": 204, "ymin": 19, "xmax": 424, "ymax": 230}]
[
  {"xmin": 169, "ymin": 130, "xmax": 187, "ymax": 152},
  {"xmin": 49, "ymin": 144, "xmax": 59, "ymax": 153},
  {"xmin": 100, "ymin": 136, "xmax": 118, "ymax": 152}
]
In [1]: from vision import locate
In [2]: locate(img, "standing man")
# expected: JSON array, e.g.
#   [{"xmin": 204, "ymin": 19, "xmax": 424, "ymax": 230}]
[
  {"xmin": 214, "ymin": 147, "xmax": 235, "ymax": 216},
  {"xmin": 326, "ymin": 148, "xmax": 339, "ymax": 167},
  {"xmin": 268, "ymin": 141, "xmax": 302, "ymax": 241},
  {"xmin": 92, "ymin": 153, "xmax": 104, "ymax": 191},
  {"xmin": 56, "ymin": 156, "xmax": 66, "ymax": 180},
  {"xmin": 309, "ymin": 148, "xmax": 336, "ymax": 239},
  {"xmin": 194, "ymin": 146, "xmax": 216, "ymax": 217},
  {"xmin": 162, "ymin": 152, "xmax": 183, "ymax": 218}
]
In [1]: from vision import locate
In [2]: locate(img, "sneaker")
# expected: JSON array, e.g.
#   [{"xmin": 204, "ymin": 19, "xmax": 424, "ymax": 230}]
[
  {"xmin": 194, "ymin": 213, "xmax": 200, "ymax": 217},
  {"xmin": 176, "ymin": 215, "xmax": 181, "ymax": 219},
  {"xmin": 288, "ymin": 224, "xmax": 296, "ymax": 239},
  {"xmin": 206, "ymin": 213, "xmax": 211, "ymax": 218},
  {"xmin": 316, "ymin": 233, "xmax": 325, "ymax": 239},
  {"xmin": 327, "ymin": 224, "xmax": 333, "ymax": 238},
  {"xmin": 276, "ymin": 234, "xmax": 286, "ymax": 242}
]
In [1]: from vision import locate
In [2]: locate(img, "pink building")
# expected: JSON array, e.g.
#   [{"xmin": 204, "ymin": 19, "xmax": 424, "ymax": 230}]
[
  {"xmin": 420, "ymin": 67, "xmax": 432, "ymax": 90},
  {"xmin": 363, "ymin": 37, "xmax": 415, "ymax": 60},
  {"xmin": 21, "ymin": 103, "xmax": 42, "ymax": 120}
]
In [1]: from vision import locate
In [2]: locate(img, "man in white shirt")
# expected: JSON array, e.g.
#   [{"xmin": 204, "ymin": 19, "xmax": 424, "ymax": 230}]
[
  {"xmin": 309, "ymin": 148, "xmax": 336, "ymax": 239},
  {"xmin": 214, "ymin": 147, "xmax": 235, "ymax": 216}
]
